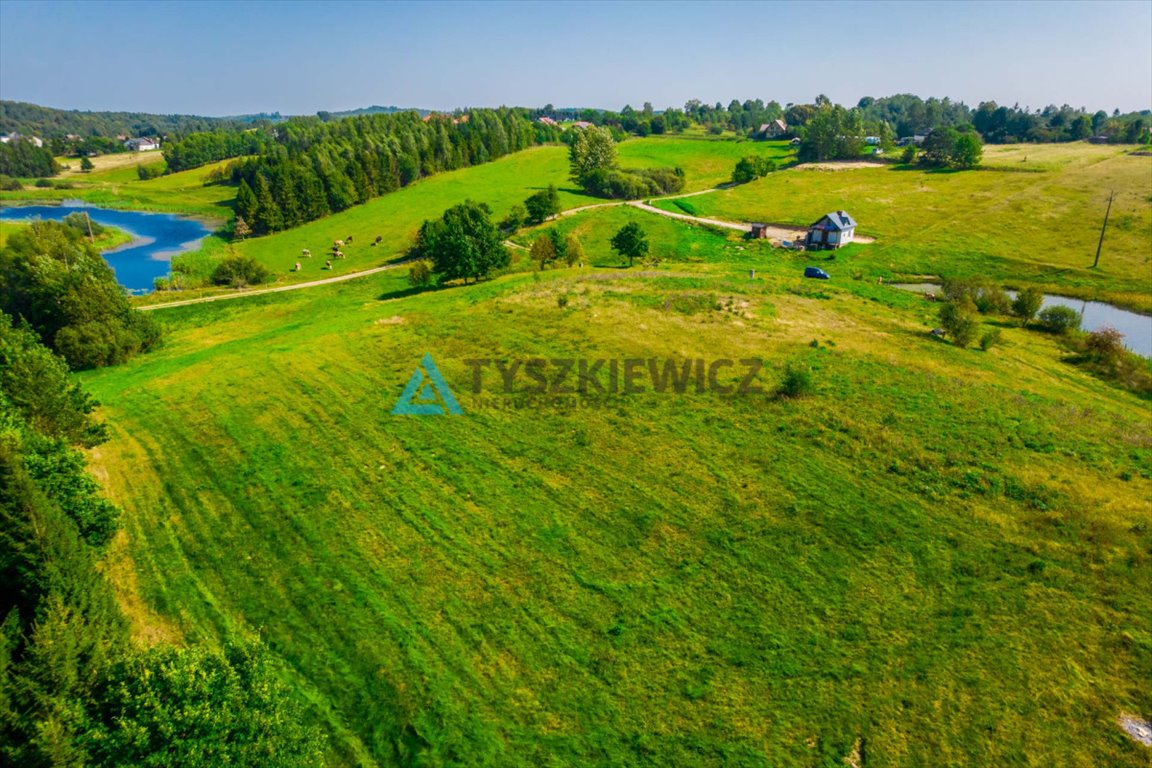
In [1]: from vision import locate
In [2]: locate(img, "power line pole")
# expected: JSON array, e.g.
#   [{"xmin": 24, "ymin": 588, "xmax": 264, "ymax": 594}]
[
  {"xmin": 84, "ymin": 211, "xmax": 95, "ymax": 244},
  {"xmin": 1092, "ymin": 190, "xmax": 1114, "ymax": 269}
]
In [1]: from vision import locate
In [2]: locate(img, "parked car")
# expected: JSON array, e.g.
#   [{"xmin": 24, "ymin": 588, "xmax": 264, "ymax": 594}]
[{"xmin": 804, "ymin": 266, "xmax": 830, "ymax": 280}]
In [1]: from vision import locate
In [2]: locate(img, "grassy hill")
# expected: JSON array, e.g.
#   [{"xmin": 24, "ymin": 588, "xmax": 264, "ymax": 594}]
[
  {"xmin": 652, "ymin": 144, "xmax": 1152, "ymax": 311},
  {"xmin": 81, "ymin": 186, "xmax": 1151, "ymax": 767}
]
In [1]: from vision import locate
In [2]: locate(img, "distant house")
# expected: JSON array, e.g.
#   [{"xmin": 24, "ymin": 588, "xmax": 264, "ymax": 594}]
[
  {"xmin": 756, "ymin": 119, "xmax": 788, "ymax": 139},
  {"xmin": 537, "ymin": 116, "xmax": 558, "ymax": 127},
  {"xmin": 863, "ymin": 136, "xmax": 881, "ymax": 145},
  {"xmin": 571, "ymin": 121, "xmax": 593, "ymax": 129},
  {"xmin": 750, "ymin": 223, "xmax": 770, "ymax": 239},
  {"xmin": 0, "ymin": 132, "xmax": 43, "ymax": 148},
  {"xmin": 805, "ymin": 210, "xmax": 857, "ymax": 250},
  {"xmin": 897, "ymin": 135, "xmax": 926, "ymax": 147},
  {"xmin": 124, "ymin": 137, "xmax": 160, "ymax": 152}
]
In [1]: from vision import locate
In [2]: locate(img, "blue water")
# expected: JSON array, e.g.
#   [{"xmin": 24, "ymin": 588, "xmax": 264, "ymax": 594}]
[
  {"xmin": 891, "ymin": 283, "xmax": 1152, "ymax": 358},
  {"xmin": 0, "ymin": 203, "xmax": 211, "ymax": 294}
]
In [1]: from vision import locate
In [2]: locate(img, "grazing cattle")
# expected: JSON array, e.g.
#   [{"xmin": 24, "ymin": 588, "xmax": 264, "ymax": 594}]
[
  {"xmin": 336, "ymin": 251, "xmax": 345, "ymax": 259},
  {"xmin": 325, "ymin": 260, "xmax": 332, "ymax": 269},
  {"xmin": 302, "ymin": 248, "xmax": 311, "ymax": 257},
  {"xmin": 374, "ymin": 235, "xmax": 382, "ymax": 243},
  {"xmin": 295, "ymin": 262, "xmax": 302, "ymax": 271},
  {"xmin": 925, "ymin": 292, "xmax": 937, "ymax": 302},
  {"xmin": 346, "ymin": 235, "xmax": 353, "ymax": 243},
  {"xmin": 370, "ymin": 242, "xmax": 377, "ymax": 247},
  {"xmin": 334, "ymin": 240, "xmax": 344, "ymax": 247}
]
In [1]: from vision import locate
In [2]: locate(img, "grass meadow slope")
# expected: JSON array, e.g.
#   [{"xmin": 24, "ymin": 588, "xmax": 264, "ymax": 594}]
[
  {"xmin": 81, "ymin": 196, "xmax": 1152, "ymax": 766},
  {"xmin": 652, "ymin": 144, "xmax": 1152, "ymax": 310}
]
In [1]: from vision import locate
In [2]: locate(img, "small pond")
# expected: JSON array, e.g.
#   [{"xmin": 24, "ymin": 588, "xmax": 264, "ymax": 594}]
[
  {"xmin": 0, "ymin": 203, "xmax": 212, "ymax": 294},
  {"xmin": 890, "ymin": 283, "xmax": 1151, "ymax": 358}
]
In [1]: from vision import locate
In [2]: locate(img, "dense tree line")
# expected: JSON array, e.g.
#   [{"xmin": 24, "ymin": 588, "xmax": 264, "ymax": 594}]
[
  {"xmin": 226, "ymin": 109, "xmax": 557, "ymax": 236},
  {"xmin": 0, "ymin": 314, "xmax": 325, "ymax": 766},
  {"xmin": 0, "ymin": 139, "xmax": 59, "ymax": 177},
  {"xmin": 0, "ymin": 221, "xmax": 161, "ymax": 369},
  {"xmin": 163, "ymin": 130, "xmax": 269, "ymax": 172},
  {"xmin": 0, "ymin": 100, "xmax": 246, "ymax": 142}
]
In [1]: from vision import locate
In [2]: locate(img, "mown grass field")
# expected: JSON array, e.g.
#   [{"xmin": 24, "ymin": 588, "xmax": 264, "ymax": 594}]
[
  {"xmin": 651, "ymin": 144, "xmax": 1152, "ymax": 311},
  {"xmin": 615, "ymin": 136, "xmax": 795, "ymax": 192},
  {"xmin": 81, "ymin": 184, "xmax": 1152, "ymax": 766}
]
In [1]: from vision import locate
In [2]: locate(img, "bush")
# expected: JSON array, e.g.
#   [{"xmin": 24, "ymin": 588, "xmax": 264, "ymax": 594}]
[
  {"xmin": 62, "ymin": 211, "xmax": 107, "ymax": 237},
  {"xmin": 1037, "ymin": 305, "xmax": 1081, "ymax": 335},
  {"xmin": 1012, "ymin": 288, "xmax": 1044, "ymax": 325},
  {"xmin": 939, "ymin": 296, "xmax": 980, "ymax": 348},
  {"xmin": 1083, "ymin": 326, "xmax": 1124, "ymax": 365},
  {"xmin": 776, "ymin": 362, "xmax": 814, "ymax": 399},
  {"xmin": 979, "ymin": 328, "xmax": 1003, "ymax": 351},
  {"xmin": 210, "ymin": 254, "xmax": 270, "ymax": 288},
  {"xmin": 136, "ymin": 163, "xmax": 165, "ymax": 180},
  {"xmin": 408, "ymin": 259, "xmax": 434, "ymax": 287},
  {"xmin": 0, "ymin": 174, "xmax": 21, "ymax": 190}
]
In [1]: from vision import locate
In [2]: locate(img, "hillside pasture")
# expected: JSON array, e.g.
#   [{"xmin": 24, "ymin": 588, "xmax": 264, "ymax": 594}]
[
  {"xmin": 652, "ymin": 144, "xmax": 1152, "ymax": 309},
  {"xmin": 83, "ymin": 234, "xmax": 1152, "ymax": 767}
]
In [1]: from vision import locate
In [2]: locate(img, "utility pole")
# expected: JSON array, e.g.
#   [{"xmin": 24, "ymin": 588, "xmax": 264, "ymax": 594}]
[
  {"xmin": 1092, "ymin": 190, "xmax": 1114, "ymax": 269},
  {"xmin": 84, "ymin": 211, "xmax": 95, "ymax": 244}
]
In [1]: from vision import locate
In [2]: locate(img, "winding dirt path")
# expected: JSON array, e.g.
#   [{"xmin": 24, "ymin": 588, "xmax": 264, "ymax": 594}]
[{"xmin": 137, "ymin": 262, "xmax": 404, "ymax": 310}]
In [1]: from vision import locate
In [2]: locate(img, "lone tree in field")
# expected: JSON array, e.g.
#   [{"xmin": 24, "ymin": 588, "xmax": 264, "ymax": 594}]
[
  {"xmin": 1012, "ymin": 288, "xmax": 1044, "ymax": 326},
  {"xmin": 524, "ymin": 185, "xmax": 561, "ymax": 225},
  {"xmin": 79, "ymin": 156, "xmax": 94, "ymax": 172},
  {"xmin": 568, "ymin": 126, "xmax": 617, "ymax": 185},
  {"xmin": 530, "ymin": 233, "xmax": 556, "ymax": 270},
  {"xmin": 564, "ymin": 234, "xmax": 584, "ymax": 267},
  {"xmin": 939, "ymin": 295, "xmax": 980, "ymax": 348},
  {"xmin": 414, "ymin": 200, "xmax": 508, "ymax": 284},
  {"xmin": 611, "ymin": 222, "xmax": 649, "ymax": 267}
]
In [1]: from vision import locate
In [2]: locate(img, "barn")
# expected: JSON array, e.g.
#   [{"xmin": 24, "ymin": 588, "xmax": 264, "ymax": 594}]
[{"xmin": 805, "ymin": 211, "xmax": 857, "ymax": 250}]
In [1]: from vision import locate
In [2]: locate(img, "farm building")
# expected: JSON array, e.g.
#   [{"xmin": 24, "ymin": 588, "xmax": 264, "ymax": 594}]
[
  {"xmin": 756, "ymin": 119, "xmax": 788, "ymax": 139},
  {"xmin": 537, "ymin": 116, "xmax": 558, "ymax": 127},
  {"xmin": 805, "ymin": 211, "xmax": 857, "ymax": 250},
  {"xmin": 750, "ymin": 223, "xmax": 770, "ymax": 239},
  {"xmin": 124, "ymin": 137, "xmax": 160, "ymax": 152}
]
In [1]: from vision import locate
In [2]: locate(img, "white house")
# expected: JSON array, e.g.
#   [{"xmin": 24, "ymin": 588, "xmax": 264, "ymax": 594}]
[
  {"xmin": 124, "ymin": 137, "xmax": 161, "ymax": 152},
  {"xmin": 0, "ymin": 133, "xmax": 43, "ymax": 147},
  {"xmin": 805, "ymin": 210, "xmax": 857, "ymax": 250}
]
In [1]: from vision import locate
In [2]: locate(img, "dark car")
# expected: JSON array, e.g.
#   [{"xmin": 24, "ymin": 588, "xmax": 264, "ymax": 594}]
[{"xmin": 804, "ymin": 266, "xmax": 830, "ymax": 280}]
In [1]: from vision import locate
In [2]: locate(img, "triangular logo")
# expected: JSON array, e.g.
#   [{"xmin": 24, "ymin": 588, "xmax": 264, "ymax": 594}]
[{"xmin": 392, "ymin": 354, "xmax": 463, "ymax": 415}]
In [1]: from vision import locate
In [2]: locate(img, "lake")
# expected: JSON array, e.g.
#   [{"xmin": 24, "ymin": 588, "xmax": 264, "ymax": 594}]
[
  {"xmin": 0, "ymin": 203, "xmax": 212, "ymax": 294},
  {"xmin": 890, "ymin": 283, "xmax": 1152, "ymax": 358}
]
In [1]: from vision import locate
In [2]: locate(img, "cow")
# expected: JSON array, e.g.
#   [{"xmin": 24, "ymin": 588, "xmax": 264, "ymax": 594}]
[
  {"xmin": 295, "ymin": 262, "xmax": 302, "ymax": 272},
  {"xmin": 374, "ymin": 235, "xmax": 382, "ymax": 243},
  {"xmin": 334, "ymin": 251, "xmax": 345, "ymax": 259},
  {"xmin": 302, "ymin": 248, "xmax": 311, "ymax": 257},
  {"xmin": 325, "ymin": 260, "xmax": 332, "ymax": 269},
  {"xmin": 346, "ymin": 235, "xmax": 353, "ymax": 243},
  {"xmin": 334, "ymin": 240, "xmax": 344, "ymax": 247}
]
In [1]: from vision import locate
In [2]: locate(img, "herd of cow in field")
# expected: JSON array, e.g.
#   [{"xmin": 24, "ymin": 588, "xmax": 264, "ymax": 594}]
[{"xmin": 293, "ymin": 233, "xmax": 385, "ymax": 272}]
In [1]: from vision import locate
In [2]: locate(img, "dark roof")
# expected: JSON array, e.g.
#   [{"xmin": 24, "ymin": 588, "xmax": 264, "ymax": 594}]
[{"xmin": 809, "ymin": 210, "xmax": 857, "ymax": 231}]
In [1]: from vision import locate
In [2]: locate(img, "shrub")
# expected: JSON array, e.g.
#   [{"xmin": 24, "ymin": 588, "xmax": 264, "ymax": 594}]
[
  {"xmin": 1037, "ymin": 305, "xmax": 1081, "ymax": 335},
  {"xmin": 776, "ymin": 362, "xmax": 815, "ymax": 399},
  {"xmin": 0, "ymin": 174, "xmax": 21, "ymax": 190},
  {"xmin": 979, "ymin": 328, "xmax": 1003, "ymax": 351},
  {"xmin": 407, "ymin": 260, "xmax": 433, "ymax": 287},
  {"xmin": 210, "ymin": 254, "xmax": 270, "ymax": 288},
  {"xmin": 1083, "ymin": 326, "xmax": 1125, "ymax": 365},
  {"xmin": 939, "ymin": 296, "xmax": 980, "ymax": 348},
  {"xmin": 1012, "ymin": 288, "xmax": 1044, "ymax": 325}
]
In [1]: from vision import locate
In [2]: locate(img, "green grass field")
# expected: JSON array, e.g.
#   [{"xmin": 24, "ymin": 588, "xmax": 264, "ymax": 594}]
[
  {"xmin": 651, "ymin": 144, "xmax": 1152, "ymax": 310},
  {"xmin": 80, "ymin": 175, "xmax": 1152, "ymax": 766},
  {"xmin": 615, "ymin": 136, "xmax": 795, "ymax": 191},
  {"xmin": 1, "ymin": 158, "xmax": 238, "ymax": 219}
]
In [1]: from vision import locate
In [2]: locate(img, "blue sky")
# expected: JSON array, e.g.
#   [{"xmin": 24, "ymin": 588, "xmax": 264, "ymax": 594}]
[{"xmin": 1, "ymin": 0, "xmax": 1149, "ymax": 116}]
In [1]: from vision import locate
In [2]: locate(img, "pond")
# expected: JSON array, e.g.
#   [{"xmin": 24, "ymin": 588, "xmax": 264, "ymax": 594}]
[
  {"xmin": 890, "ymin": 283, "xmax": 1152, "ymax": 358},
  {"xmin": 0, "ymin": 203, "xmax": 212, "ymax": 294}
]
